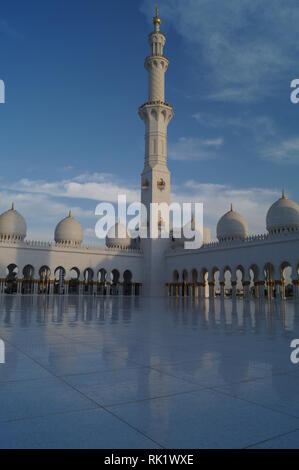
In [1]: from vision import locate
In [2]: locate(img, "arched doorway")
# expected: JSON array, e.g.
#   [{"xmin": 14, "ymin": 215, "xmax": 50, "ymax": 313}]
[
  {"xmin": 111, "ymin": 269, "xmax": 120, "ymax": 295},
  {"xmin": 83, "ymin": 268, "xmax": 94, "ymax": 295},
  {"xmin": 97, "ymin": 269, "xmax": 107, "ymax": 295},
  {"xmin": 39, "ymin": 266, "xmax": 51, "ymax": 294},
  {"xmin": 123, "ymin": 270, "xmax": 133, "ymax": 296},
  {"xmin": 5, "ymin": 264, "xmax": 18, "ymax": 294},
  {"xmin": 22, "ymin": 265, "xmax": 34, "ymax": 294},
  {"xmin": 54, "ymin": 267, "xmax": 66, "ymax": 294},
  {"xmin": 69, "ymin": 267, "xmax": 80, "ymax": 294}
]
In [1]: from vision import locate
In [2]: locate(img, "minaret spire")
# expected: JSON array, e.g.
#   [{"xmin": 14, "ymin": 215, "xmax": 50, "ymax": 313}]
[{"xmin": 153, "ymin": 5, "xmax": 161, "ymax": 31}]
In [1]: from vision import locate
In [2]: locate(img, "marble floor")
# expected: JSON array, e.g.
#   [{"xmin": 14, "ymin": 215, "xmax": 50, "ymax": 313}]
[{"xmin": 0, "ymin": 295, "xmax": 299, "ymax": 448}]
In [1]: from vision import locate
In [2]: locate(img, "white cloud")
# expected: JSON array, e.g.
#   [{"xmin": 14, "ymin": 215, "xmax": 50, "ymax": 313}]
[
  {"xmin": 262, "ymin": 137, "xmax": 299, "ymax": 164},
  {"xmin": 141, "ymin": 0, "xmax": 299, "ymax": 102},
  {"xmin": 0, "ymin": 173, "xmax": 285, "ymax": 241},
  {"xmin": 168, "ymin": 136, "xmax": 223, "ymax": 161},
  {"xmin": 6, "ymin": 172, "xmax": 140, "ymax": 204},
  {"xmin": 171, "ymin": 181, "xmax": 280, "ymax": 238},
  {"xmin": 0, "ymin": 172, "xmax": 140, "ymax": 242}
]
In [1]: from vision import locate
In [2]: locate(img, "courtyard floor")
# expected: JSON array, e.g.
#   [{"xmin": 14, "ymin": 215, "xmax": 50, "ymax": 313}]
[{"xmin": 0, "ymin": 295, "xmax": 299, "ymax": 448}]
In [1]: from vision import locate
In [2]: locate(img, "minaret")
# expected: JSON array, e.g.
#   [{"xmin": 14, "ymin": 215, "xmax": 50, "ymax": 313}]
[
  {"xmin": 139, "ymin": 6, "xmax": 174, "ymax": 214},
  {"xmin": 139, "ymin": 7, "xmax": 174, "ymax": 296}
]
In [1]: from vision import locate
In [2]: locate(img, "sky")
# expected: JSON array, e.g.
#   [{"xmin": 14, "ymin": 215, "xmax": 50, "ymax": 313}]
[{"xmin": 0, "ymin": 0, "xmax": 299, "ymax": 242}]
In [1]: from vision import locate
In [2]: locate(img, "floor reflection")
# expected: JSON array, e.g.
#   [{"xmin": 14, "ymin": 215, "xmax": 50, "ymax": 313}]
[{"xmin": 0, "ymin": 295, "xmax": 299, "ymax": 448}]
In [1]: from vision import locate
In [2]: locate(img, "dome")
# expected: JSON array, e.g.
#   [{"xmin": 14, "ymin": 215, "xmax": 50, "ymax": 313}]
[
  {"xmin": 266, "ymin": 190, "xmax": 299, "ymax": 234},
  {"xmin": 0, "ymin": 203, "xmax": 27, "ymax": 241},
  {"xmin": 106, "ymin": 222, "xmax": 131, "ymax": 248},
  {"xmin": 54, "ymin": 210, "xmax": 83, "ymax": 245},
  {"xmin": 217, "ymin": 204, "xmax": 248, "ymax": 242}
]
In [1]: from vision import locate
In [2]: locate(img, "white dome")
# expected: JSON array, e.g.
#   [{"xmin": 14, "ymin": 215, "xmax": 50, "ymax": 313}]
[
  {"xmin": 54, "ymin": 210, "xmax": 83, "ymax": 245},
  {"xmin": 217, "ymin": 205, "xmax": 248, "ymax": 242},
  {"xmin": 266, "ymin": 191, "xmax": 299, "ymax": 234},
  {"xmin": 106, "ymin": 222, "xmax": 131, "ymax": 248},
  {"xmin": 0, "ymin": 203, "xmax": 27, "ymax": 241}
]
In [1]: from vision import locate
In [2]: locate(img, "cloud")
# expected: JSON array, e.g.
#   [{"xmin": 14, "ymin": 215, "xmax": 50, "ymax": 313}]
[
  {"xmin": 6, "ymin": 172, "xmax": 140, "ymax": 204},
  {"xmin": 0, "ymin": 173, "xmax": 140, "ymax": 242},
  {"xmin": 168, "ymin": 136, "xmax": 223, "ymax": 161},
  {"xmin": 262, "ymin": 137, "xmax": 299, "ymax": 164},
  {"xmin": 141, "ymin": 0, "xmax": 299, "ymax": 102},
  {"xmin": 171, "ymin": 181, "xmax": 280, "ymax": 238},
  {"xmin": 0, "ymin": 173, "xmax": 284, "ymax": 241}
]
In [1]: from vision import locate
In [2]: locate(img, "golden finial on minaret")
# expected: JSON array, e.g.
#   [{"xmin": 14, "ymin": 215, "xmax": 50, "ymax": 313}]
[{"xmin": 153, "ymin": 4, "xmax": 161, "ymax": 29}]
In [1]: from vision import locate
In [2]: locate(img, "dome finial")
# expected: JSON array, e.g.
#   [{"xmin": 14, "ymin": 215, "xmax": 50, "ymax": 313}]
[
  {"xmin": 230, "ymin": 203, "xmax": 233, "ymax": 212},
  {"xmin": 153, "ymin": 4, "xmax": 161, "ymax": 30},
  {"xmin": 11, "ymin": 202, "xmax": 14, "ymax": 211},
  {"xmin": 68, "ymin": 209, "xmax": 72, "ymax": 218},
  {"xmin": 282, "ymin": 188, "xmax": 286, "ymax": 199}
]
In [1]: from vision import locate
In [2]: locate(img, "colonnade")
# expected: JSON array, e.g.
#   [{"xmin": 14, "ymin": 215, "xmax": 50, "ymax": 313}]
[{"xmin": 167, "ymin": 264, "xmax": 299, "ymax": 300}]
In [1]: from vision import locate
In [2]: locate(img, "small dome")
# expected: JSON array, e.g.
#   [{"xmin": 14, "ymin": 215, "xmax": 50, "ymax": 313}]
[
  {"xmin": 0, "ymin": 203, "xmax": 27, "ymax": 241},
  {"xmin": 217, "ymin": 204, "xmax": 248, "ymax": 242},
  {"xmin": 54, "ymin": 210, "xmax": 83, "ymax": 245},
  {"xmin": 106, "ymin": 222, "xmax": 131, "ymax": 248},
  {"xmin": 266, "ymin": 190, "xmax": 299, "ymax": 234}
]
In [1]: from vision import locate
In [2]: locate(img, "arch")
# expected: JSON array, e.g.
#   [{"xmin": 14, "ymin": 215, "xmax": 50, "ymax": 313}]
[
  {"xmin": 23, "ymin": 265, "xmax": 34, "ymax": 279},
  {"xmin": 39, "ymin": 265, "xmax": 51, "ymax": 294},
  {"xmin": 263, "ymin": 262, "xmax": 275, "ymax": 299},
  {"xmin": 111, "ymin": 269, "xmax": 120, "ymax": 295},
  {"xmin": 182, "ymin": 269, "xmax": 189, "ymax": 297},
  {"xmin": 22, "ymin": 264, "xmax": 34, "ymax": 294},
  {"xmin": 200, "ymin": 267, "xmax": 209, "ymax": 284},
  {"xmin": 211, "ymin": 267, "xmax": 220, "ymax": 296},
  {"xmin": 223, "ymin": 266, "xmax": 232, "ymax": 296},
  {"xmin": 280, "ymin": 261, "xmax": 293, "ymax": 298},
  {"xmin": 83, "ymin": 268, "xmax": 94, "ymax": 295},
  {"xmin": 97, "ymin": 268, "xmax": 107, "ymax": 295},
  {"xmin": 54, "ymin": 266, "xmax": 66, "ymax": 295},
  {"xmin": 69, "ymin": 267, "xmax": 80, "ymax": 295},
  {"xmin": 236, "ymin": 265, "xmax": 245, "ymax": 296},
  {"xmin": 123, "ymin": 270, "xmax": 133, "ymax": 296},
  {"xmin": 5, "ymin": 264, "xmax": 18, "ymax": 294},
  {"xmin": 191, "ymin": 269, "xmax": 198, "ymax": 283},
  {"xmin": 249, "ymin": 264, "xmax": 259, "ymax": 297}
]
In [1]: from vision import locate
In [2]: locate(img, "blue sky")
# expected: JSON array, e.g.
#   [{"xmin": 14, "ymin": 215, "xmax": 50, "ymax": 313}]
[{"xmin": 0, "ymin": 0, "xmax": 299, "ymax": 241}]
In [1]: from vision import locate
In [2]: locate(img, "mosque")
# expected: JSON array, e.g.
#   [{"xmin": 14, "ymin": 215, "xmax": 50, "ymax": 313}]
[{"xmin": 0, "ymin": 8, "xmax": 299, "ymax": 300}]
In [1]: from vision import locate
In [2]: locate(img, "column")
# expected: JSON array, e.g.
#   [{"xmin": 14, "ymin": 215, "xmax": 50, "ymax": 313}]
[
  {"xmin": 33, "ymin": 281, "xmax": 38, "ymax": 295},
  {"xmin": 208, "ymin": 281, "xmax": 215, "ymax": 299}
]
